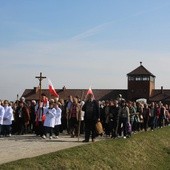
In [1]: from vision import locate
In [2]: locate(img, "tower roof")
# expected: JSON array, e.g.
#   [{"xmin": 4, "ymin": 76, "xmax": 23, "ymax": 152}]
[{"xmin": 127, "ymin": 62, "xmax": 155, "ymax": 77}]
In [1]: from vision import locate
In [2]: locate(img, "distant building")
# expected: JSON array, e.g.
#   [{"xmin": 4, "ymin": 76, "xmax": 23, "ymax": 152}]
[
  {"xmin": 127, "ymin": 61, "xmax": 156, "ymax": 101},
  {"xmin": 21, "ymin": 62, "xmax": 170, "ymax": 103}
]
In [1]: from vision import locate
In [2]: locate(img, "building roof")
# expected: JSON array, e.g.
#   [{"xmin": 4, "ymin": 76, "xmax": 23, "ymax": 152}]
[
  {"xmin": 22, "ymin": 87, "xmax": 170, "ymax": 103},
  {"xmin": 127, "ymin": 63, "xmax": 155, "ymax": 77},
  {"xmin": 21, "ymin": 88, "xmax": 128, "ymax": 101},
  {"xmin": 149, "ymin": 89, "xmax": 170, "ymax": 102}
]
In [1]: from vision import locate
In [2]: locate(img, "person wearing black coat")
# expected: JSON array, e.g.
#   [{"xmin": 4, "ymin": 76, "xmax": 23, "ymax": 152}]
[{"xmin": 82, "ymin": 93, "xmax": 100, "ymax": 142}]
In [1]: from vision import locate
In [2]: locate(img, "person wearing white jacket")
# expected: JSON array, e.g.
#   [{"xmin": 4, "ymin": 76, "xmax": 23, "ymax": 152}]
[
  {"xmin": 2, "ymin": 100, "xmax": 14, "ymax": 137},
  {"xmin": 42, "ymin": 100, "xmax": 56, "ymax": 139},
  {"xmin": 54, "ymin": 102, "xmax": 62, "ymax": 138},
  {"xmin": 0, "ymin": 100, "xmax": 5, "ymax": 137}
]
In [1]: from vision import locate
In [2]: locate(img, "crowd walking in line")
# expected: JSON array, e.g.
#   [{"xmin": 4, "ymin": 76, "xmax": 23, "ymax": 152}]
[{"xmin": 0, "ymin": 93, "xmax": 170, "ymax": 142}]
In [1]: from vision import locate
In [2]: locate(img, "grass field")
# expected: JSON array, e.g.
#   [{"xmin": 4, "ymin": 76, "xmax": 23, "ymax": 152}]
[{"xmin": 1, "ymin": 126, "xmax": 170, "ymax": 170}]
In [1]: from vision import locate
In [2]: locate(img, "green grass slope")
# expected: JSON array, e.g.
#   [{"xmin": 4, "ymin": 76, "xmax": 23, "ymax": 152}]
[{"xmin": 1, "ymin": 127, "xmax": 170, "ymax": 170}]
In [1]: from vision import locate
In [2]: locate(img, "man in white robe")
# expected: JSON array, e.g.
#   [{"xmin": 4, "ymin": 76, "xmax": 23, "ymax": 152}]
[
  {"xmin": 54, "ymin": 102, "xmax": 62, "ymax": 138},
  {"xmin": 0, "ymin": 100, "xmax": 5, "ymax": 137},
  {"xmin": 2, "ymin": 100, "xmax": 14, "ymax": 137},
  {"xmin": 42, "ymin": 100, "xmax": 56, "ymax": 139}
]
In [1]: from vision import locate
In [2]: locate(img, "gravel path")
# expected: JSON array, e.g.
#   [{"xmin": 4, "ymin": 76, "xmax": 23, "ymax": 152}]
[{"xmin": 0, "ymin": 133, "xmax": 91, "ymax": 165}]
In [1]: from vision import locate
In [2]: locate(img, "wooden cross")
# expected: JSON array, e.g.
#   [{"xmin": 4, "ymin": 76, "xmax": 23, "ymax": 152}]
[{"xmin": 35, "ymin": 72, "xmax": 46, "ymax": 100}]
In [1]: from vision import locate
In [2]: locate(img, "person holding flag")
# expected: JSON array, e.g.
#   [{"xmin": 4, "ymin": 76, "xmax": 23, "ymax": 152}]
[{"xmin": 82, "ymin": 87, "xmax": 100, "ymax": 142}]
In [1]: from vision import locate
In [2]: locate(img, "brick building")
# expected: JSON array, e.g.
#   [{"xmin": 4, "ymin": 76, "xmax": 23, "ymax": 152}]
[
  {"xmin": 21, "ymin": 62, "xmax": 170, "ymax": 103},
  {"xmin": 127, "ymin": 62, "xmax": 156, "ymax": 101}
]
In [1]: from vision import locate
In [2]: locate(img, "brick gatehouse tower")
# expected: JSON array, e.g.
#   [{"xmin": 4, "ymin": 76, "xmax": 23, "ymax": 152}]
[{"xmin": 127, "ymin": 62, "xmax": 155, "ymax": 101}]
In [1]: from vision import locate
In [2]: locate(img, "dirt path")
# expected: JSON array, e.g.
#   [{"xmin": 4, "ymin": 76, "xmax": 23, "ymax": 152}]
[{"xmin": 0, "ymin": 134, "xmax": 91, "ymax": 165}]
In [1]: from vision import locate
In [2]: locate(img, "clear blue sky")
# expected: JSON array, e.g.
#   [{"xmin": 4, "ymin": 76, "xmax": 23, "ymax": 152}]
[{"xmin": 0, "ymin": 0, "xmax": 170, "ymax": 101}]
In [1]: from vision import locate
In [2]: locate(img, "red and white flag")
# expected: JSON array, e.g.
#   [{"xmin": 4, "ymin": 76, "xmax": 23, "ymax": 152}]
[
  {"xmin": 87, "ymin": 86, "xmax": 93, "ymax": 95},
  {"xmin": 48, "ymin": 78, "xmax": 59, "ymax": 97},
  {"xmin": 85, "ymin": 86, "xmax": 95, "ymax": 100}
]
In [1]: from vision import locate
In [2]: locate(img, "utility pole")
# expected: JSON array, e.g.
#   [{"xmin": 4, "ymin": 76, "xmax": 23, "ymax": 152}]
[{"xmin": 35, "ymin": 72, "xmax": 46, "ymax": 101}]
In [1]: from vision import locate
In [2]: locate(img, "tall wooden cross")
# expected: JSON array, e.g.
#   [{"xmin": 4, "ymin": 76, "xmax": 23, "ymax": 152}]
[{"xmin": 35, "ymin": 72, "xmax": 46, "ymax": 100}]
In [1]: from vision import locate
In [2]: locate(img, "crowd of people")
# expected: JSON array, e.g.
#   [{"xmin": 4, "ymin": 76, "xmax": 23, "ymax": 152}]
[
  {"xmin": 0, "ymin": 93, "xmax": 170, "ymax": 142},
  {"xmin": 100, "ymin": 98, "xmax": 170, "ymax": 139}
]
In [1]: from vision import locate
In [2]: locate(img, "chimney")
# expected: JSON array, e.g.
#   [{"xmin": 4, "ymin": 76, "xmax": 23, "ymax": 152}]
[
  {"xmin": 161, "ymin": 86, "xmax": 163, "ymax": 94},
  {"xmin": 62, "ymin": 86, "xmax": 66, "ymax": 91},
  {"xmin": 140, "ymin": 61, "xmax": 142, "ymax": 66}
]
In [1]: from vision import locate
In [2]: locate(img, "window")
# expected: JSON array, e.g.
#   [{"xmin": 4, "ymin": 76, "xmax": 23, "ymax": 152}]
[
  {"xmin": 128, "ymin": 76, "xmax": 135, "ymax": 81},
  {"xmin": 142, "ymin": 77, "xmax": 149, "ymax": 81},
  {"xmin": 129, "ymin": 76, "xmax": 153, "ymax": 81},
  {"xmin": 136, "ymin": 77, "xmax": 142, "ymax": 81}
]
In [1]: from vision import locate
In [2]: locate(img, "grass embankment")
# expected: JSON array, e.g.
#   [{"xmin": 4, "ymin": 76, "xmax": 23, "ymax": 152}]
[{"xmin": 1, "ymin": 127, "xmax": 170, "ymax": 170}]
